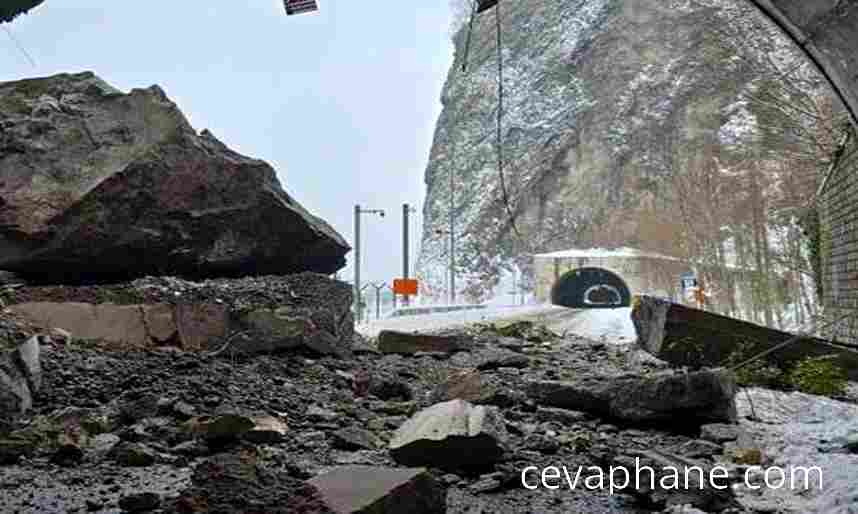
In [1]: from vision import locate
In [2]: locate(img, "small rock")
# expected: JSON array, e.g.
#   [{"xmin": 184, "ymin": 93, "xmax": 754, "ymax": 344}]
[
  {"xmin": 172, "ymin": 401, "xmax": 196, "ymax": 419},
  {"xmin": 306, "ymin": 406, "xmax": 339, "ymax": 423},
  {"xmin": 242, "ymin": 416, "xmax": 289, "ymax": 444},
  {"xmin": 377, "ymin": 330, "xmax": 467, "ymax": 355},
  {"xmin": 368, "ymin": 377, "xmax": 413, "ymax": 402},
  {"xmin": 118, "ymin": 492, "xmax": 161, "ymax": 512},
  {"xmin": 185, "ymin": 414, "xmax": 255, "ymax": 440},
  {"xmin": 110, "ymin": 442, "xmax": 158, "ymax": 467},
  {"xmin": 844, "ymin": 433, "xmax": 858, "ymax": 453},
  {"xmin": 331, "ymin": 427, "xmax": 381, "ymax": 451},
  {"xmin": 536, "ymin": 406, "xmax": 591, "ymax": 424},
  {"xmin": 700, "ymin": 423, "xmax": 740, "ymax": 444},
  {"xmin": 674, "ymin": 439, "xmax": 723, "ymax": 459},
  {"xmin": 430, "ymin": 368, "xmax": 481, "ymax": 403},
  {"xmin": 729, "ymin": 447, "xmax": 763, "ymax": 465}
]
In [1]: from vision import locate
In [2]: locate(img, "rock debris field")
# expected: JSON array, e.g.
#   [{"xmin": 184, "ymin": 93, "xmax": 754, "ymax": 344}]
[{"xmin": 4, "ymin": 272, "xmax": 847, "ymax": 514}]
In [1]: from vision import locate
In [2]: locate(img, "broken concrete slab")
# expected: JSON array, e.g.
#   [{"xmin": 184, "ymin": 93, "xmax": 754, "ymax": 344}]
[
  {"xmin": 9, "ymin": 302, "xmax": 153, "ymax": 348},
  {"xmin": 527, "ymin": 368, "xmax": 737, "ymax": 426},
  {"xmin": 377, "ymin": 330, "xmax": 468, "ymax": 355},
  {"xmin": 174, "ymin": 302, "xmax": 228, "ymax": 352},
  {"xmin": 307, "ymin": 466, "xmax": 444, "ymax": 514},
  {"xmin": 388, "ymin": 399, "xmax": 507, "ymax": 471},
  {"xmin": 632, "ymin": 295, "xmax": 858, "ymax": 379}
]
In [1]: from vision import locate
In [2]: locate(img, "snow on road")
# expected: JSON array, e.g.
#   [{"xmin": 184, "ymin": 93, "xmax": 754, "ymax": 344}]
[
  {"xmin": 548, "ymin": 307, "xmax": 637, "ymax": 343},
  {"xmin": 356, "ymin": 303, "xmax": 638, "ymax": 345},
  {"xmin": 355, "ymin": 304, "xmax": 570, "ymax": 339}
]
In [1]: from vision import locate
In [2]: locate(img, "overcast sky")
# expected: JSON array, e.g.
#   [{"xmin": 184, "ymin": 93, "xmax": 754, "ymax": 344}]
[{"xmin": 0, "ymin": 1, "xmax": 454, "ymax": 285}]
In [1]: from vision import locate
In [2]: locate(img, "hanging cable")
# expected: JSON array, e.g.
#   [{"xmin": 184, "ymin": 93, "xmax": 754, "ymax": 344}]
[
  {"xmin": 494, "ymin": 2, "xmax": 526, "ymax": 249},
  {"xmin": 3, "ymin": 25, "xmax": 36, "ymax": 67},
  {"xmin": 461, "ymin": 1, "xmax": 478, "ymax": 72}
]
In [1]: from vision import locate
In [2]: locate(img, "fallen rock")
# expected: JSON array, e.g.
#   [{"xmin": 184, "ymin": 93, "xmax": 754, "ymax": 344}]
[
  {"xmin": 331, "ymin": 427, "xmax": 381, "ymax": 451},
  {"xmin": 14, "ymin": 335, "xmax": 41, "ymax": 391},
  {"xmin": 845, "ymin": 432, "xmax": 858, "ymax": 453},
  {"xmin": 451, "ymin": 348, "xmax": 529, "ymax": 371},
  {"xmin": 377, "ymin": 330, "xmax": 467, "ymax": 355},
  {"xmin": 632, "ymin": 295, "xmax": 858, "ymax": 379},
  {"xmin": 535, "ymin": 406, "xmax": 592, "ymax": 425},
  {"xmin": 0, "ymin": 71, "xmax": 349, "ymax": 282},
  {"xmin": 368, "ymin": 375, "xmax": 413, "ymax": 402},
  {"xmin": 0, "ymin": 336, "xmax": 42, "ymax": 417},
  {"xmin": 388, "ymin": 399, "xmax": 507, "ymax": 471},
  {"xmin": 118, "ymin": 492, "xmax": 161, "ymax": 513},
  {"xmin": 170, "ymin": 447, "xmax": 333, "ymax": 514},
  {"xmin": 615, "ymin": 449, "xmax": 739, "ymax": 511},
  {"xmin": 185, "ymin": 413, "xmax": 286, "ymax": 442},
  {"xmin": 699, "ymin": 423, "xmax": 740, "ymax": 444},
  {"xmin": 527, "ymin": 368, "xmax": 737, "ymax": 426},
  {"xmin": 430, "ymin": 368, "xmax": 481, "ymax": 403},
  {"xmin": 673, "ymin": 439, "xmax": 723, "ymax": 459},
  {"xmin": 308, "ymin": 465, "xmax": 444, "ymax": 514},
  {"xmin": 242, "ymin": 415, "xmax": 289, "ymax": 444},
  {"xmin": 110, "ymin": 442, "xmax": 158, "ymax": 467}
]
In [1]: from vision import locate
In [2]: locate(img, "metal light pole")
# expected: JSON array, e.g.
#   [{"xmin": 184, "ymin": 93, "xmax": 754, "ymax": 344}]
[
  {"xmin": 402, "ymin": 204, "xmax": 413, "ymax": 306},
  {"xmin": 353, "ymin": 204, "xmax": 385, "ymax": 324}
]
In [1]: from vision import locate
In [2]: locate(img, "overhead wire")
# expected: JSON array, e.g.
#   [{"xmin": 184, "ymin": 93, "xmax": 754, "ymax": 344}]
[
  {"xmin": 460, "ymin": 1, "xmax": 531, "ymax": 254},
  {"xmin": 2, "ymin": 25, "xmax": 36, "ymax": 67}
]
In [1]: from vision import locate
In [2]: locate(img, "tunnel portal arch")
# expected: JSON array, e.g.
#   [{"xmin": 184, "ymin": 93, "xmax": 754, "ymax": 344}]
[{"xmin": 550, "ymin": 267, "xmax": 632, "ymax": 309}]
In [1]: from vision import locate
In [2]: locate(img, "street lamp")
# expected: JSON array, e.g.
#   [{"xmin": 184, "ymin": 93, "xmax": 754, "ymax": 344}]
[{"xmin": 354, "ymin": 204, "xmax": 385, "ymax": 323}]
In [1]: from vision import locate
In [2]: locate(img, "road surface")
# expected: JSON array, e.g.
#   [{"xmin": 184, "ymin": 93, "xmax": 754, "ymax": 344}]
[{"xmin": 356, "ymin": 303, "xmax": 637, "ymax": 344}]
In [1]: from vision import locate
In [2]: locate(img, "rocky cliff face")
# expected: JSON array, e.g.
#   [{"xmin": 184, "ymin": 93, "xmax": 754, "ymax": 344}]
[
  {"xmin": 0, "ymin": 72, "xmax": 349, "ymax": 283},
  {"xmin": 417, "ymin": 0, "xmax": 792, "ymax": 300}
]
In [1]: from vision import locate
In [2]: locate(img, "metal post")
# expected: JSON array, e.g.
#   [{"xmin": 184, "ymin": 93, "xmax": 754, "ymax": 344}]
[
  {"xmin": 403, "ymin": 203, "xmax": 410, "ymax": 307},
  {"xmin": 353, "ymin": 204, "xmax": 361, "ymax": 323}
]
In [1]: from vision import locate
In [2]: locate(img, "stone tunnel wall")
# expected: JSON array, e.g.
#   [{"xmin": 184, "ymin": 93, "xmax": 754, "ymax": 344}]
[{"xmin": 820, "ymin": 141, "xmax": 858, "ymax": 343}]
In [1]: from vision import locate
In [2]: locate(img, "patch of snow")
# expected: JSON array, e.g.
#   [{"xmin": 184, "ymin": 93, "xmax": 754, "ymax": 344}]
[
  {"xmin": 555, "ymin": 306, "xmax": 637, "ymax": 344},
  {"xmin": 533, "ymin": 246, "xmax": 682, "ymax": 261},
  {"xmin": 735, "ymin": 388, "xmax": 858, "ymax": 513}
]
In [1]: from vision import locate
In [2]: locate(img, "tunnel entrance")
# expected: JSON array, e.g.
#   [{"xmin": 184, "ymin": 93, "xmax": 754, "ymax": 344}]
[{"xmin": 550, "ymin": 267, "xmax": 631, "ymax": 309}]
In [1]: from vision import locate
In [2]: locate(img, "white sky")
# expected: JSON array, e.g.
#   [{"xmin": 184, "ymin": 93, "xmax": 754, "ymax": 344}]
[{"xmin": 0, "ymin": 1, "xmax": 455, "ymax": 284}]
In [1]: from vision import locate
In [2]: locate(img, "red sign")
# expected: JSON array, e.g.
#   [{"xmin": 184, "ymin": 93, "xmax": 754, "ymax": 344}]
[{"xmin": 393, "ymin": 278, "xmax": 419, "ymax": 296}]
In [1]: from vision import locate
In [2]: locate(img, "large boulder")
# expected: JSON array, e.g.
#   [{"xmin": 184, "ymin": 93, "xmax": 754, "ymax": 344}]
[
  {"xmin": 0, "ymin": 71, "xmax": 349, "ymax": 282},
  {"xmin": 0, "ymin": 1, "xmax": 45, "ymax": 24},
  {"xmin": 388, "ymin": 399, "xmax": 507, "ymax": 471},
  {"xmin": 527, "ymin": 368, "xmax": 737, "ymax": 426}
]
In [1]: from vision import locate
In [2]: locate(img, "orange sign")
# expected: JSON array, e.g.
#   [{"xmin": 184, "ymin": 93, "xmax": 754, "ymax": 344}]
[{"xmin": 393, "ymin": 278, "xmax": 419, "ymax": 296}]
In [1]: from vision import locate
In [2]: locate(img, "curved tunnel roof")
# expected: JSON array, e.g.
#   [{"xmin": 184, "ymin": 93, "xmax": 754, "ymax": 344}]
[{"xmin": 550, "ymin": 267, "xmax": 632, "ymax": 309}]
